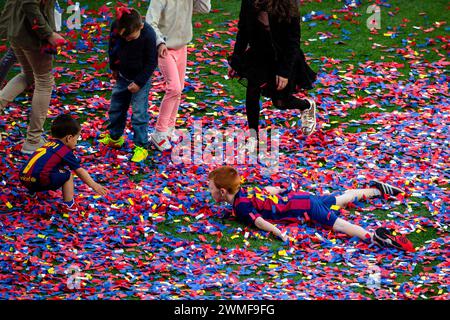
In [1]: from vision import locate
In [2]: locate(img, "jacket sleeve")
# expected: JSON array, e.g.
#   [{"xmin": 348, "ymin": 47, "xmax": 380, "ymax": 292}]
[
  {"xmin": 193, "ymin": 0, "xmax": 211, "ymax": 14},
  {"xmin": 108, "ymin": 21, "xmax": 120, "ymax": 72},
  {"xmin": 133, "ymin": 26, "xmax": 158, "ymax": 88},
  {"xmin": 145, "ymin": 0, "xmax": 166, "ymax": 47},
  {"xmin": 21, "ymin": 0, "xmax": 54, "ymax": 40},
  {"xmin": 229, "ymin": 0, "xmax": 250, "ymax": 70},
  {"xmin": 276, "ymin": 17, "xmax": 301, "ymax": 78}
]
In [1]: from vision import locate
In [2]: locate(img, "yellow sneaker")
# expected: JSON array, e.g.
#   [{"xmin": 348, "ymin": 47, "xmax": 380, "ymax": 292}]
[
  {"xmin": 99, "ymin": 134, "xmax": 125, "ymax": 148},
  {"xmin": 131, "ymin": 146, "xmax": 148, "ymax": 162}
]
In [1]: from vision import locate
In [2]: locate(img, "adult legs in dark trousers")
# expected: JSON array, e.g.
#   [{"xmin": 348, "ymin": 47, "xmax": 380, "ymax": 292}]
[{"xmin": 245, "ymin": 80, "xmax": 314, "ymax": 138}]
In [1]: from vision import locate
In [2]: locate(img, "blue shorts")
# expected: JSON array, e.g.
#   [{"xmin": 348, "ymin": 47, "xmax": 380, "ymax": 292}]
[
  {"xmin": 21, "ymin": 171, "xmax": 71, "ymax": 193},
  {"xmin": 309, "ymin": 195, "xmax": 339, "ymax": 227}
]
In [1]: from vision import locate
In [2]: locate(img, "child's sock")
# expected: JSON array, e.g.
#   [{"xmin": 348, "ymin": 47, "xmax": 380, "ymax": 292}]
[{"xmin": 64, "ymin": 199, "xmax": 75, "ymax": 207}]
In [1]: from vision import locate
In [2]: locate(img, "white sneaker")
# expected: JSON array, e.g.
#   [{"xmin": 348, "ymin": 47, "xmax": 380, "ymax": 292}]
[
  {"xmin": 150, "ymin": 131, "xmax": 172, "ymax": 152},
  {"xmin": 21, "ymin": 137, "xmax": 48, "ymax": 155},
  {"xmin": 167, "ymin": 127, "xmax": 180, "ymax": 142},
  {"xmin": 301, "ymin": 98, "xmax": 317, "ymax": 136}
]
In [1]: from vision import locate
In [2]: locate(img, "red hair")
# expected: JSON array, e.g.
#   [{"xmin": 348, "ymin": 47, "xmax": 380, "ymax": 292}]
[{"xmin": 208, "ymin": 166, "xmax": 241, "ymax": 194}]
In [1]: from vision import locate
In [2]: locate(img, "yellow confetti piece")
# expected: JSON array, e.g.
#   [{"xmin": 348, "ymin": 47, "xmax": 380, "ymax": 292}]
[
  {"xmin": 163, "ymin": 187, "xmax": 172, "ymax": 195},
  {"xmin": 230, "ymin": 235, "xmax": 239, "ymax": 240},
  {"xmin": 330, "ymin": 205, "xmax": 341, "ymax": 210},
  {"xmin": 140, "ymin": 215, "xmax": 144, "ymax": 223},
  {"xmin": 161, "ymin": 173, "xmax": 168, "ymax": 179},
  {"xmin": 38, "ymin": 234, "xmax": 46, "ymax": 239},
  {"xmin": 269, "ymin": 264, "xmax": 278, "ymax": 269},
  {"xmin": 278, "ymin": 250, "xmax": 287, "ymax": 256},
  {"xmin": 128, "ymin": 198, "xmax": 134, "ymax": 206},
  {"xmin": 48, "ymin": 267, "xmax": 54, "ymax": 274},
  {"xmin": 6, "ymin": 202, "xmax": 12, "ymax": 209},
  {"xmin": 207, "ymin": 28, "xmax": 215, "ymax": 32}
]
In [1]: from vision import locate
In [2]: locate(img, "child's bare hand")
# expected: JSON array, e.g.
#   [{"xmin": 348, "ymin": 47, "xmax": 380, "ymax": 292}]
[
  {"xmin": 93, "ymin": 183, "xmax": 108, "ymax": 196},
  {"xmin": 158, "ymin": 43, "xmax": 168, "ymax": 58},
  {"xmin": 128, "ymin": 82, "xmax": 141, "ymax": 93},
  {"xmin": 279, "ymin": 232, "xmax": 288, "ymax": 242}
]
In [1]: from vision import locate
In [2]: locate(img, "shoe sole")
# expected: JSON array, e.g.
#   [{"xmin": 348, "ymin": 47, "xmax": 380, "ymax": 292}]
[{"xmin": 371, "ymin": 180, "xmax": 405, "ymax": 196}]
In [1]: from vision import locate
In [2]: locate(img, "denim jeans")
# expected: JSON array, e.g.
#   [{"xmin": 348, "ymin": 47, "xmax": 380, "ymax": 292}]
[
  {"xmin": 108, "ymin": 76, "xmax": 151, "ymax": 147},
  {"xmin": 0, "ymin": 48, "xmax": 17, "ymax": 84}
]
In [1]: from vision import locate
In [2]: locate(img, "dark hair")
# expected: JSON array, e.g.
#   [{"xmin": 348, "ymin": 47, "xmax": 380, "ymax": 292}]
[
  {"xmin": 254, "ymin": 0, "xmax": 300, "ymax": 23},
  {"xmin": 51, "ymin": 114, "xmax": 81, "ymax": 139},
  {"xmin": 117, "ymin": 8, "xmax": 142, "ymax": 37}
]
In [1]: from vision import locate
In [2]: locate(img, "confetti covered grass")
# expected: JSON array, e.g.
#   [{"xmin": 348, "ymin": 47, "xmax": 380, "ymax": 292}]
[{"xmin": 0, "ymin": 0, "xmax": 448, "ymax": 300}]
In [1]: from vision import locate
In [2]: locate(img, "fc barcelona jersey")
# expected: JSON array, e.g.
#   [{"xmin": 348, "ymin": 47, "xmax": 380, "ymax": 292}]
[
  {"xmin": 232, "ymin": 188, "xmax": 312, "ymax": 226},
  {"xmin": 20, "ymin": 140, "xmax": 81, "ymax": 185}
]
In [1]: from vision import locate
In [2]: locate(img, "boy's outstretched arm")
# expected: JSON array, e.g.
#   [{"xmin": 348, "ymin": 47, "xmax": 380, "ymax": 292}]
[
  {"xmin": 74, "ymin": 168, "xmax": 108, "ymax": 196},
  {"xmin": 254, "ymin": 217, "xmax": 287, "ymax": 242}
]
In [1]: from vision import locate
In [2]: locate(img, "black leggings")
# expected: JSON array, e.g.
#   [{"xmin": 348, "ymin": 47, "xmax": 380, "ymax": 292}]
[{"xmin": 245, "ymin": 81, "xmax": 310, "ymax": 134}]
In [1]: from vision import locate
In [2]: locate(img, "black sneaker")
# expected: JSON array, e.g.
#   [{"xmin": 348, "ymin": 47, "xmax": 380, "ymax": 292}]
[
  {"xmin": 372, "ymin": 227, "xmax": 415, "ymax": 252},
  {"xmin": 370, "ymin": 180, "xmax": 405, "ymax": 197}
]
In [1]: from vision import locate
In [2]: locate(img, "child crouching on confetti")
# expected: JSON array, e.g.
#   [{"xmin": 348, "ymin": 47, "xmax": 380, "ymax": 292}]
[
  {"xmin": 207, "ymin": 166, "xmax": 415, "ymax": 252},
  {"xmin": 19, "ymin": 114, "xmax": 108, "ymax": 214}
]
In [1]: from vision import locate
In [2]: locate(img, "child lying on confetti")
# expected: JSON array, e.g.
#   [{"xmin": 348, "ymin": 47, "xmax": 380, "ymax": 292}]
[
  {"xmin": 208, "ymin": 166, "xmax": 415, "ymax": 252},
  {"xmin": 19, "ymin": 114, "xmax": 108, "ymax": 214}
]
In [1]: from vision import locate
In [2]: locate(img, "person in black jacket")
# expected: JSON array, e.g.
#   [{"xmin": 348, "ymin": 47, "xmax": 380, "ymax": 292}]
[
  {"xmin": 229, "ymin": 0, "xmax": 317, "ymax": 137},
  {"xmin": 99, "ymin": 8, "xmax": 158, "ymax": 163}
]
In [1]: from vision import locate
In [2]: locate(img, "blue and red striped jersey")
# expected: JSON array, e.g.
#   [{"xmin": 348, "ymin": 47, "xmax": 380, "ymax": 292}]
[
  {"xmin": 232, "ymin": 188, "xmax": 312, "ymax": 226},
  {"xmin": 20, "ymin": 140, "xmax": 81, "ymax": 186}
]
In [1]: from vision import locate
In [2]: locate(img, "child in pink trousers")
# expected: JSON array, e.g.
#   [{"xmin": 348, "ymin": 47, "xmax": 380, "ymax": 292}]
[{"xmin": 146, "ymin": 0, "xmax": 211, "ymax": 151}]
